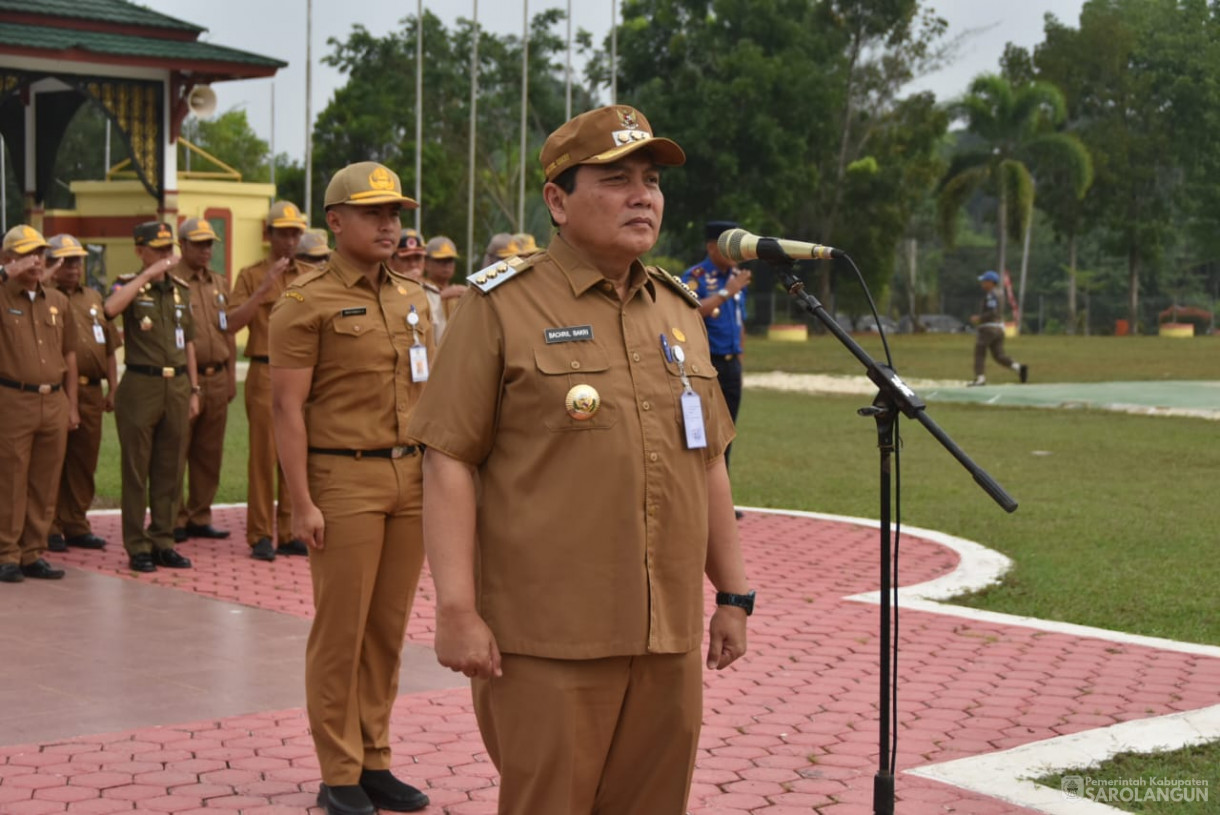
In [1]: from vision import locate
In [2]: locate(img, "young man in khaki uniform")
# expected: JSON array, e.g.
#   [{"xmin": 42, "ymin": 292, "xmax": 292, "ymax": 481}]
[
  {"xmin": 408, "ymin": 105, "xmax": 753, "ymax": 815},
  {"xmin": 422, "ymin": 236, "xmax": 466, "ymax": 343},
  {"xmin": 173, "ymin": 218, "xmax": 236, "ymax": 542},
  {"xmin": 105, "ymin": 221, "xmax": 200, "ymax": 573},
  {"xmin": 228, "ymin": 201, "xmax": 308, "ymax": 561},
  {"xmin": 47, "ymin": 234, "xmax": 117, "ymax": 552},
  {"xmin": 271, "ymin": 162, "xmax": 433, "ymax": 815},
  {"xmin": 0, "ymin": 226, "xmax": 79, "ymax": 582},
  {"xmin": 295, "ymin": 229, "xmax": 332, "ymax": 269}
]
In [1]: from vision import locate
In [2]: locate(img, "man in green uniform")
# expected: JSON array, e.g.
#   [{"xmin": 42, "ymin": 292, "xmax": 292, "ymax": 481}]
[
  {"xmin": 104, "ymin": 222, "xmax": 200, "ymax": 573},
  {"xmin": 48, "ymin": 234, "xmax": 117, "ymax": 551}
]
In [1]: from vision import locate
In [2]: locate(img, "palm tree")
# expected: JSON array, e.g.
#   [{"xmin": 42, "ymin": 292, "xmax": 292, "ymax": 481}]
[{"xmin": 937, "ymin": 74, "xmax": 1092, "ymax": 327}]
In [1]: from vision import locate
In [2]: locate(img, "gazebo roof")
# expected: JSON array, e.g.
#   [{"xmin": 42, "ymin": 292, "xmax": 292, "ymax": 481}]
[{"xmin": 0, "ymin": 0, "xmax": 202, "ymax": 34}]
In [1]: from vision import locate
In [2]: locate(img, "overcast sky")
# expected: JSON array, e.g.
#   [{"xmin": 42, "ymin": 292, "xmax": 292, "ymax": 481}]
[{"xmin": 139, "ymin": 0, "xmax": 1088, "ymax": 163}]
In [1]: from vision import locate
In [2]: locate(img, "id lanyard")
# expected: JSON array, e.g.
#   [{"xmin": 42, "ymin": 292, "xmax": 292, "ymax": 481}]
[
  {"xmin": 667, "ymin": 341, "xmax": 706, "ymax": 450},
  {"xmin": 90, "ymin": 306, "xmax": 105, "ymax": 344},
  {"xmin": 406, "ymin": 306, "xmax": 429, "ymax": 382},
  {"xmin": 217, "ymin": 291, "xmax": 228, "ymax": 332},
  {"xmin": 172, "ymin": 287, "xmax": 185, "ymax": 350}
]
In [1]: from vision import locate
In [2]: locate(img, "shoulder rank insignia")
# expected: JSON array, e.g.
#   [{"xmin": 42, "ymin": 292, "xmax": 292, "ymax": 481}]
[
  {"xmin": 282, "ymin": 290, "xmax": 305, "ymax": 302},
  {"xmin": 649, "ymin": 266, "xmax": 701, "ymax": 308},
  {"xmin": 470, "ymin": 254, "xmax": 534, "ymax": 294}
]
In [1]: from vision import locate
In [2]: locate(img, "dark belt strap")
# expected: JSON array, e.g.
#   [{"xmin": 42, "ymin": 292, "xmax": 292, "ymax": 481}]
[
  {"xmin": 248, "ymin": 355, "xmax": 270, "ymax": 364},
  {"xmin": 78, "ymin": 376, "xmax": 104, "ymax": 387},
  {"xmin": 308, "ymin": 445, "xmax": 420, "ymax": 460},
  {"xmin": 0, "ymin": 376, "xmax": 61, "ymax": 394},
  {"xmin": 199, "ymin": 361, "xmax": 229, "ymax": 376},
  {"xmin": 127, "ymin": 364, "xmax": 187, "ymax": 378}
]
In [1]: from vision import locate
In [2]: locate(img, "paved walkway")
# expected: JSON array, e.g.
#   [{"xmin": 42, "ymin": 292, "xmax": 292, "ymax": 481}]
[{"xmin": 1, "ymin": 506, "xmax": 1218, "ymax": 814}]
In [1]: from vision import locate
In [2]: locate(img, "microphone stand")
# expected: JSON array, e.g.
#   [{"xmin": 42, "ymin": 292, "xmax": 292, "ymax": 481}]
[{"xmin": 770, "ymin": 258, "xmax": 1018, "ymax": 815}]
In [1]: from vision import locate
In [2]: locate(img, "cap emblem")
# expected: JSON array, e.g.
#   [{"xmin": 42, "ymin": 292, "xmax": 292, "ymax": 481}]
[{"xmin": 369, "ymin": 167, "xmax": 395, "ymax": 191}]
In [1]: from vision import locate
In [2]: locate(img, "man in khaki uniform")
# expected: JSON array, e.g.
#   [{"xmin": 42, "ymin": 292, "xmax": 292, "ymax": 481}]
[
  {"xmin": 105, "ymin": 221, "xmax": 200, "ymax": 573},
  {"xmin": 47, "ymin": 234, "xmax": 117, "ymax": 552},
  {"xmin": 228, "ymin": 201, "xmax": 308, "ymax": 561},
  {"xmin": 295, "ymin": 229, "xmax": 331, "ymax": 269},
  {"xmin": 407, "ymin": 106, "xmax": 752, "ymax": 815},
  {"xmin": 173, "ymin": 218, "xmax": 236, "ymax": 542},
  {"xmin": 271, "ymin": 162, "xmax": 433, "ymax": 815},
  {"xmin": 478, "ymin": 232, "xmax": 517, "ymax": 269},
  {"xmin": 0, "ymin": 226, "xmax": 79, "ymax": 582},
  {"xmin": 422, "ymin": 235, "xmax": 466, "ymax": 343},
  {"xmin": 388, "ymin": 227, "xmax": 426, "ymax": 281}
]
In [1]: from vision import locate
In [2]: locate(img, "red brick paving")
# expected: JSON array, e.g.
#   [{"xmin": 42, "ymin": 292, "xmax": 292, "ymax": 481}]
[{"xmin": 2, "ymin": 508, "xmax": 1218, "ymax": 813}]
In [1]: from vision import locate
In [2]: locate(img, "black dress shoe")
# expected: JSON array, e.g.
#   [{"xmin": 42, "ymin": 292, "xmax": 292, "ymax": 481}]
[
  {"xmin": 735, "ymin": 509, "xmax": 744, "ymax": 520},
  {"xmin": 251, "ymin": 538, "xmax": 276, "ymax": 562},
  {"xmin": 65, "ymin": 533, "xmax": 107, "ymax": 550},
  {"xmin": 317, "ymin": 783, "xmax": 375, "ymax": 815},
  {"xmin": 153, "ymin": 548, "xmax": 192, "ymax": 569},
  {"xmin": 129, "ymin": 553, "xmax": 157, "ymax": 573},
  {"xmin": 47, "ymin": 534, "xmax": 67, "ymax": 552},
  {"xmin": 0, "ymin": 563, "xmax": 24, "ymax": 583},
  {"xmin": 186, "ymin": 523, "xmax": 231, "ymax": 539},
  {"xmin": 21, "ymin": 559, "xmax": 65, "ymax": 579},
  {"xmin": 172, "ymin": 527, "xmax": 188, "ymax": 543},
  {"xmin": 359, "ymin": 769, "xmax": 429, "ymax": 812},
  {"xmin": 276, "ymin": 539, "xmax": 309, "ymax": 556}
]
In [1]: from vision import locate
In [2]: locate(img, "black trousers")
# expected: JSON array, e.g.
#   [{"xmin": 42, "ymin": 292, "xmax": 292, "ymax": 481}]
[{"xmin": 711, "ymin": 354, "xmax": 743, "ymax": 470}]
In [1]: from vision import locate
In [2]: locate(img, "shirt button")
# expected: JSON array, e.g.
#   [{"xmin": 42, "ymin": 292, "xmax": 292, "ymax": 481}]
[
  {"xmin": 641, "ymin": 401, "xmax": 650, "ymax": 411},
  {"xmin": 691, "ymin": 364, "xmax": 699, "ymax": 373},
  {"xmin": 600, "ymin": 281, "xmax": 613, "ymax": 292},
  {"xmin": 570, "ymin": 360, "xmax": 580, "ymax": 370},
  {"xmin": 648, "ymin": 505, "xmax": 657, "ymax": 516},
  {"xmin": 632, "ymin": 352, "xmax": 641, "ymax": 362},
  {"xmin": 649, "ymin": 452, "xmax": 658, "ymax": 462}
]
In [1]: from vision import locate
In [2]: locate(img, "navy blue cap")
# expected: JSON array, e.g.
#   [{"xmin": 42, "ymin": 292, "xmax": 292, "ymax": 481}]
[
  {"xmin": 705, "ymin": 220, "xmax": 738, "ymax": 242},
  {"xmin": 978, "ymin": 270, "xmax": 1001, "ymax": 283}
]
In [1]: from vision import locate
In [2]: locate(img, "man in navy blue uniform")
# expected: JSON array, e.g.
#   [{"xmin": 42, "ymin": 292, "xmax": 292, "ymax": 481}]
[
  {"xmin": 682, "ymin": 220, "xmax": 750, "ymax": 474},
  {"xmin": 969, "ymin": 270, "xmax": 1028, "ymax": 386}
]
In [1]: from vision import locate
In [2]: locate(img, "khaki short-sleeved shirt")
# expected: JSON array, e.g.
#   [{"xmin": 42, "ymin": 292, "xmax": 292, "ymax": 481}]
[
  {"xmin": 113, "ymin": 273, "xmax": 194, "ymax": 368},
  {"xmin": 183, "ymin": 265, "xmax": 231, "ymax": 367},
  {"xmin": 406, "ymin": 235, "xmax": 734, "ymax": 660},
  {"xmin": 231, "ymin": 257, "xmax": 304, "ymax": 358},
  {"xmin": 0, "ymin": 277, "xmax": 77, "ymax": 385},
  {"xmin": 269, "ymin": 252, "xmax": 434, "ymax": 450},
  {"xmin": 54, "ymin": 283, "xmax": 116, "ymax": 381}
]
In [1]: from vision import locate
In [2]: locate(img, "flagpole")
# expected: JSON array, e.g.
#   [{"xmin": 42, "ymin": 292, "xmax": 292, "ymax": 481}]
[
  {"xmin": 610, "ymin": 0, "xmax": 617, "ymax": 104},
  {"xmin": 467, "ymin": 0, "xmax": 479, "ymax": 278},
  {"xmin": 565, "ymin": 0, "xmax": 572, "ymax": 119},
  {"xmin": 304, "ymin": 0, "xmax": 314, "ymax": 223},
  {"xmin": 518, "ymin": 0, "xmax": 528, "ymax": 230},
  {"xmin": 270, "ymin": 81, "xmax": 276, "ymax": 188},
  {"xmin": 415, "ymin": 0, "xmax": 423, "ymax": 231}
]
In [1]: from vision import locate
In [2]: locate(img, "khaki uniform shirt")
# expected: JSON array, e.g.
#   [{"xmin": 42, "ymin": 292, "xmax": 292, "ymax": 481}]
[
  {"xmin": 53, "ymin": 282, "xmax": 116, "ymax": 381},
  {"xmin": 181, "ymin": 263, "xmax": 231, "ymax": 368},
  {"xmin": 231, "ymin": 258, "xmax": 304, "ymax": 358},
  {"xmin": 113, "ymin": 274, "xmax": 194, "ymax": 368},
  {"xmin": 269, "ymin": 253, "xmax": 434, "ymax": 450},
  {"xmin": 0, "ymin": 277, "xmax": 77, "ymax": 385},
  {"xmin": 406, "ymin": 235, "xmax": 734, "ymax": 660}
]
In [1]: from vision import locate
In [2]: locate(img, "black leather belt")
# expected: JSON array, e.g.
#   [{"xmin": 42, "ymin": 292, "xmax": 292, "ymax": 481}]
[
  {"xmin": 127, "ymin": 364, "xmax": 187, "ymax": 378},
  {"xmin": 78, "ymin": 376, "xmax": 104, "ymax": 386},
  {"xmin": 717, "ymin": 354, "xmax": 741, "ymax": 361},
  {"xmin": 199, "ymin": 361, "xmax": 228, "ymax": 376},
  {"xmin": 309, "ymin": 445, "xmax": 420, "ymax": 460},
  {"xmin": 248, "ymin": 355, "xmax": 270, "ymax": 364},
  {"xmin": 0, "ymin": 377, "xmax": 61, "ymax": 394}
]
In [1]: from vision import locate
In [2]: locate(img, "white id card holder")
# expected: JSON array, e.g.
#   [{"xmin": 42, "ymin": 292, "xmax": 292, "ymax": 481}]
[
  {"xmin": 92, "ymin": 324, "xmax": 106, "ymax": 344},
  {"xmin": 175, "ymin": 327, "xmax": 185, "ymax": 349},
  {"xmin": 409, "ymin": 344, "xmax": 429, "ymax": 382},
  {"xmin": 681, "ymin": 390, "xmax": 707, "ymax": 449},
  {"xmin": 218, "ymin": 311, "xmax": 228, "ymax": 331}
]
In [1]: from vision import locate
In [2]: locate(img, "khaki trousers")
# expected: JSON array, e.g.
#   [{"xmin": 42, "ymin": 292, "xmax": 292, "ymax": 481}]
[
  {"xmin": 0, "ymin": 388, "xmax": 68, "ymax": 565},
  {"xmin": 244, "ymin": 360, "xmax": 292, "ymax": 544},
  {"xmin": 115, "ymin": 372, "xmax": 190, "ymax": 555},
  {"xmin": 52, "ymin": 382, "xmax": 105, "ymax": 538},
  {"xmin": 305, "ymin": 452, "xmax": 425, "ymax": 785},
  {"xmin": 472, "ymin": 649, "xmax": 703, "ymax": 815},
  {"xmin": 177, "ymin": 368, "xmax": 229, "ymax": 527}
]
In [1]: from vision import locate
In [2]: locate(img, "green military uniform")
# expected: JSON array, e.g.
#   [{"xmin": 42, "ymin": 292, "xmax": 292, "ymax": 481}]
[{"xmin": 113, "ymin": 272, "xmax": 195, "ymax": 555}]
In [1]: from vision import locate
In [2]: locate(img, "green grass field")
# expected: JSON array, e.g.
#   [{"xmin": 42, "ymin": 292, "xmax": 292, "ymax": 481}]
[{"xmin": 1035, "ymin": 741, "xmax": 1218, "ymax": 813}]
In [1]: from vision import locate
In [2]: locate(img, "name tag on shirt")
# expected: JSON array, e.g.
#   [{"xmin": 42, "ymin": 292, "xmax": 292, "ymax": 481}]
[
  {"xmin": 409, "ymin": 344, "xmax": 429, "ymax": 382},
  {"xmin": 681, "ymin": 391, "xmax": 707, "ymax": 449},
  {"xmin": 341, "ymin": 307, "xmax": 367, "ymax": 317},
  {"xmin": 544, "ymin": 324, "xmax": 594, "ymax": 344}
]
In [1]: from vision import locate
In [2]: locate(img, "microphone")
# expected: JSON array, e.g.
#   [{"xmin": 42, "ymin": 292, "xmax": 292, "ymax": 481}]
[{"xmin": 718, "ymin": 228, "xmax": 844, "ymax": 263}]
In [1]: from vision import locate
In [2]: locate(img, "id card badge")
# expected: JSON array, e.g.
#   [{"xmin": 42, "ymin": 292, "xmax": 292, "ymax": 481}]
[
  {"xmin": 92, "ymin": 323, "xmax": 106, "ymax": 344},
  {"xmin": 218, "ymin": 310, "xmax": 228, "ymax": 332},
  {"xmin": 680, "ymin": 390, "xmax": 707, "ymax": 449},
  {"xmin": 409, "ymin": 343, "xmax": 429, "ymax": 382},
  {"xmin": 175, "ymin": 327, "xmax": 185, "ymax": 349}
]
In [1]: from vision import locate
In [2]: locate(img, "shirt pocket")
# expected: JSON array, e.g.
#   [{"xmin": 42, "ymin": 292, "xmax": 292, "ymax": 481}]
[
  {"xmin": 330, "ymin": 312, "xmax": 384, "ymax": 369},
  {"xmin": 663, "ymin": 352, "xmax": 720, "ymax": 428},
  {"xmin": 533, "ymin": 343, "xmax": 618, "ymax": 431}
]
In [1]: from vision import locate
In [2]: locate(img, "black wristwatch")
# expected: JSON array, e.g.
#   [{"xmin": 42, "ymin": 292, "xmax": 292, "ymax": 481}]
[{"xmin": 716, "ymin": 590, "xmax": 755, "ymax": 616}]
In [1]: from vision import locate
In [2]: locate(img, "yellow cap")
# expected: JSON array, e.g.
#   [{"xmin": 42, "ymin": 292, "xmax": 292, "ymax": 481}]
[
  {"xmin": 426, "ymin": 236, "xmax": 458, "ymax": 259},
  {"xmin": 296, "ymin": 229, "xmax": 331, "ymax": 258},
  {"xmin": 324, "ymin": 162, "xmax": 418, "ymax": 209},
  {"xmin": 4, "ymin": 225, "xmax": 50, "ymax": 255},
  {"xmin": 47, "ymin": 234, "xmax": 88, "ymax": 258},
  {"xmin": 512, "ymin": 232, "xmax": 540, "ymax": 254},
  {"xmin": 540, "ymin": 105, "xmax": 685, "ymax": 182},
  {"xmin": 267, "ymin": 201, "xmax": 308, "ymax": 230},
  {"xmin": 178, "ymin": 217, "xmax": 221, "ymax": 243}
]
